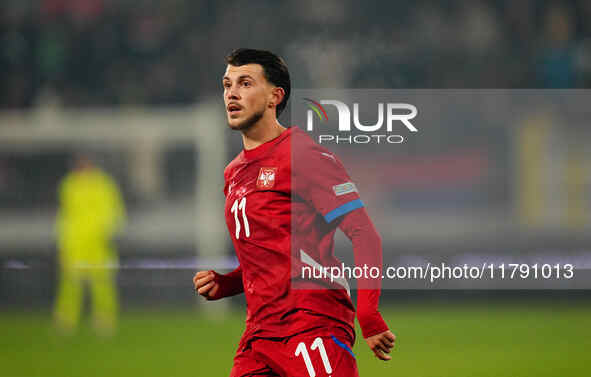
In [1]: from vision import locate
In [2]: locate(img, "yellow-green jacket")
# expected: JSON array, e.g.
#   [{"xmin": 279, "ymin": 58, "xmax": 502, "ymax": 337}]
[{"xmin": 56, "ymin": 167, "xmax": 125, "ymax": 268}]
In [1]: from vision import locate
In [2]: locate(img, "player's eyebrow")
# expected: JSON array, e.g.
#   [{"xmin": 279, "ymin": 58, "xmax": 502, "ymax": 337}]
[{"xmin": 222, "ymin": 74, "xmax": 256, "ymax": 82}]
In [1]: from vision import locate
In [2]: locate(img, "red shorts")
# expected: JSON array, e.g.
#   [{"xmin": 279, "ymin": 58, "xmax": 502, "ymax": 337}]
[{"xmin": 230, "ymin": 324, "xmax": 359, "ymax": 377}]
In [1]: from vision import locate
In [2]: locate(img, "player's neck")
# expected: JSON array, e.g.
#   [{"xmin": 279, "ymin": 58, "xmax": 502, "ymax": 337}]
[{"xmin": 241, "ymin": 117, "xmax": 286, "ymax": 151}]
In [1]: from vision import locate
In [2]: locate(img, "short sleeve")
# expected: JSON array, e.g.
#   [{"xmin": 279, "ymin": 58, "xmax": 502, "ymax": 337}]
[{"xmin": 293, "ymin": 145, "xmax": 364, "ymax": 223}]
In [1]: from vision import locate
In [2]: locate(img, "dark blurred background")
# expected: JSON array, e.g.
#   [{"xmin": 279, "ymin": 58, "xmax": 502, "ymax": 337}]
[
  {"xmin": 1, "ymin": 2, "xmax": 590, "ymax": 376},
  {"xmin": 1, "ymin": 0, "xmax": 590, "ymax": 291},
  {"xmin": 3, "ymin": 0, "xmax": 591, "ymax": 109},
  {"xmin": 1, "ymin": 0, "xmax": 591, "ymax": 299}
]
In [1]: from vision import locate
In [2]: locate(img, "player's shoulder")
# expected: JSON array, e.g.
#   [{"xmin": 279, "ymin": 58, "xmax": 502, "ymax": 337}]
[{"xmin": 291, "ymin": 126, "xmax": 344, "ymax": 167}]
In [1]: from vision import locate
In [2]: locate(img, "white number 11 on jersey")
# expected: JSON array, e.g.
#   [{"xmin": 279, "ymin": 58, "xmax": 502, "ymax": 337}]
[
  {"xmin": 295, "ymin": 337, "xmax": 333, "ymax": 377},
  {"xmin": 231, "ymin": 197, "xmax": 250, "ymax": 239}
]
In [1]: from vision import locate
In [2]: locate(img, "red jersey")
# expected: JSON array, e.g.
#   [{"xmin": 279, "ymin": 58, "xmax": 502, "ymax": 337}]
[{"xmin": 223, "ymin": 127, "xmax": 372, "ymax": 342}]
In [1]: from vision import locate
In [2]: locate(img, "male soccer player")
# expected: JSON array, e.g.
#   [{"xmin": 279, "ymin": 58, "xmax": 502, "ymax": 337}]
[{"xmin": 194, "ymin": 48, "xmax": 395, "ymax": 376}]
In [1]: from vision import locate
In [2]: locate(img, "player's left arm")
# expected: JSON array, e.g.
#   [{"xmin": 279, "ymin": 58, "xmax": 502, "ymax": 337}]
[
  {"xmin": 338, "ymin": 208, "xmax": 396, "ymax": 361},
  {"xmin": 292, "ymin": 139, "xmax": 396, "ymax": 359}
]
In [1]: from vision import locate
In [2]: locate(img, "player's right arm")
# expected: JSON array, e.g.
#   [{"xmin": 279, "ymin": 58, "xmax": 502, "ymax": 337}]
[{"xmin": 193, "ymin": 266, "xmax": 244, "ymax": 300}]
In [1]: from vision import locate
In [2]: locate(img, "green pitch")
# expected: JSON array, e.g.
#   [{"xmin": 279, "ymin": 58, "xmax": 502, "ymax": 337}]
[{"xmin": 1, "ymin": 300, "xmax": 590, "ymax": 377}]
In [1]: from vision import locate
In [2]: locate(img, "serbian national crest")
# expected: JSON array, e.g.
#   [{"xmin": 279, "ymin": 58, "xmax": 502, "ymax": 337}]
[{"xmin": 257, "ymin": 167, "xmax": 277, "ymax": 189}]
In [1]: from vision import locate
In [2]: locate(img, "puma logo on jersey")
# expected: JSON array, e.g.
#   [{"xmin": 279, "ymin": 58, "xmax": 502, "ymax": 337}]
[
  {"xmin": 321, "ymin": 152, "xmax": 337, "ymax": 162},
  {"xmin": 257, "ymin": 167, "xmax": 277, "ymax": 189}
]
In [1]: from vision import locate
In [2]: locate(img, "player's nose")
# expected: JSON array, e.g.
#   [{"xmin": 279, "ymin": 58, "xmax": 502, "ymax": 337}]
[{"xmin": 226, "ymin": 85, "xmax": 240, "ymax": 100}]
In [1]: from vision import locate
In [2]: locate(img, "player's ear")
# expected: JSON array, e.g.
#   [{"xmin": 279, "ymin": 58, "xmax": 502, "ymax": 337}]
[{"xmin": 269, "ymin": 86, "xmax": 285, "ymax": 109}]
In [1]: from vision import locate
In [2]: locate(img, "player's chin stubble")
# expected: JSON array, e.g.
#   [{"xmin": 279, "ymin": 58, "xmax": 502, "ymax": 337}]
[{"xmin": 228, "ymin": 109, "xmax": 264, "ymax": 131}]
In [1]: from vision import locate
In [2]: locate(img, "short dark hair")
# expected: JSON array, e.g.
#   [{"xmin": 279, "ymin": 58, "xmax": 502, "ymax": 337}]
[{"xmin": 225, "ymin": 48, "xmax": 291, "ymax": 117}]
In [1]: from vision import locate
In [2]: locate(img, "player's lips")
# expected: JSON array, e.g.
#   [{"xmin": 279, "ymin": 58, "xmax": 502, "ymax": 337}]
[{"xmin": 227, "ymin": 103, "xmax": 243, "ymax": 115}]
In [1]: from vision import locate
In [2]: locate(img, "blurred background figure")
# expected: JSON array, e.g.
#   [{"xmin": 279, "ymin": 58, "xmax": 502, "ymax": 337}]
[
  {"xmin": 54, "ymin": 154, "xmax": 126, "ymax": 335},
  {"xmin": 536, "ymin": 2, "xmax": 577, "ymax": 87}
]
